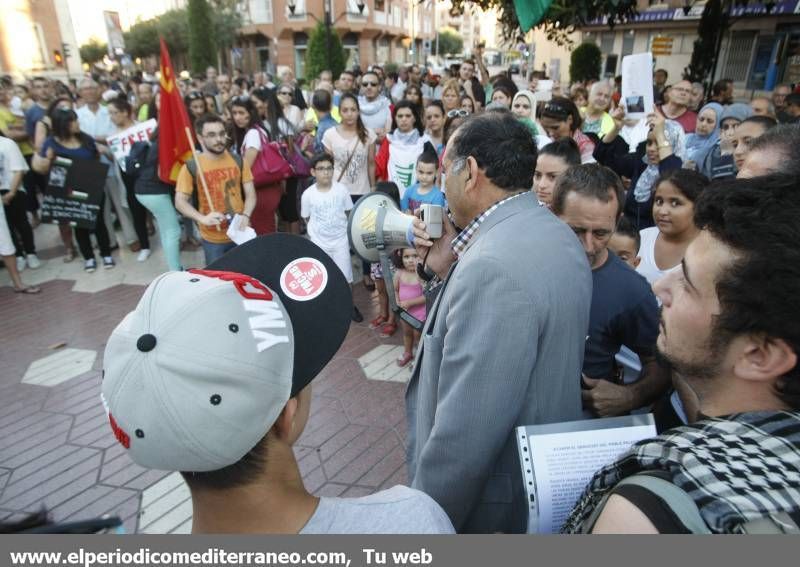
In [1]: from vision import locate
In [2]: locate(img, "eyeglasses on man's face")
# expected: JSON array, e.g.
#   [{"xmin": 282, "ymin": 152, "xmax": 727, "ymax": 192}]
[
  {"xmin": 202, "ymin": 130, "xmax": 227, "ymax": 140},
  {"xmin": 362, "ymin": 81, "xmax": 379, "ymax": 87}
]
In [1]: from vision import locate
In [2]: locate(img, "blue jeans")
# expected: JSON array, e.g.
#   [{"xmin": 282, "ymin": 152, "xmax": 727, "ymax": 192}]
[{"xmin": 201, "ymin": 239, "xmax": 236, "ymax": 265}]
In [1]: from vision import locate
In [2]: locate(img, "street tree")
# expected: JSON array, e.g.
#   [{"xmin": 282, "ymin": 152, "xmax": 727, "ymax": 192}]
[
  {"xmin": 188, "ymin": 0, "xmax": 217, "ymax": 73},
  {"xmin": 305, "ymin": 22, "xmax": 347, "ymax": 81},
  {"xmin": 79, "ymin": 38, "xmax": 108, "ymax": 65},
  {"xmin": 437, "ymin": 28, "xmax": 464, "ymax": 56},
  {"xmin": 210, "ymin": 0, "xmax": 244, "ymax": 67},
  {"xmin": 570, "ymin": 42, "xmax": 602, "ymax": 83}
]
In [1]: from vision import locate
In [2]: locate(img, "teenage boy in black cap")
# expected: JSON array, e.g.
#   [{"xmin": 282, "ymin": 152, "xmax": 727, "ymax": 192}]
[{"xmin": 102, "ymin": 234, "xmax": 454, "ymax": 534}]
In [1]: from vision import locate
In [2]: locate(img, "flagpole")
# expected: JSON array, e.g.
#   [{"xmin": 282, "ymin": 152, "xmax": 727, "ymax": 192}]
[{"xmin": 184, "ymin": 127, "xmax": 221, "ymax": 231}]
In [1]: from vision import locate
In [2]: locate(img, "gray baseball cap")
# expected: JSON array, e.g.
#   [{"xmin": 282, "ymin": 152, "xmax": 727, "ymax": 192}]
[{"xmin": 101, "ymin": 235, "xmax": 352, "ymax": 472}]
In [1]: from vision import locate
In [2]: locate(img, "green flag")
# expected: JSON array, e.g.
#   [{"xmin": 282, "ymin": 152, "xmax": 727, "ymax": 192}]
[{"xmin": 513, "ymin": 0, "xmax": 554, "ymax": 32}]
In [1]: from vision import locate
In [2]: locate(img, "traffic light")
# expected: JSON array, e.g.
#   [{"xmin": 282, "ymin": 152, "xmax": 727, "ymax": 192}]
[
  {"xmin": 53, "ymin": 50, "xmax": 64, "ymax": 66},
  {"xmin": 62, "ymin": 43, "xmax": 71, "ymax": 58}
]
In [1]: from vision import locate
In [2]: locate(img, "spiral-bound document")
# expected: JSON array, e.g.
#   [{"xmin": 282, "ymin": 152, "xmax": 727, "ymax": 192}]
[{"xmin": 517, "ymin": 414, "xmax": 656, "ymax": 534}]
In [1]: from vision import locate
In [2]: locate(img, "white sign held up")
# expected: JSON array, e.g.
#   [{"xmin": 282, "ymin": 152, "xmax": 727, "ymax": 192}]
[
  {"xmin": 621, "ymin": 53, "xmax": 655, "ymax": 121},
  {"xmin": 106, "ymin": 119, "xmax": 157, "ymax": 172}
]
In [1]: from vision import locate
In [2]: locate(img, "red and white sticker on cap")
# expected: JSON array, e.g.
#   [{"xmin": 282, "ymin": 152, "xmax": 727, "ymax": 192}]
[{"xmin": 280, "ymin": 257, "xmax": 328, "ymax": 302}]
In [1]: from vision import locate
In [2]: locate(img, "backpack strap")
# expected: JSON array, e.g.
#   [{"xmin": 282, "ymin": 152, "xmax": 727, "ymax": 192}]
[
  {"xmin": 602, "ymin": 473, "xmax": 799, "ymax": 534},
  {"xmin": 612, "ymin": 473, "xmax": 711, "ymax": 534}
]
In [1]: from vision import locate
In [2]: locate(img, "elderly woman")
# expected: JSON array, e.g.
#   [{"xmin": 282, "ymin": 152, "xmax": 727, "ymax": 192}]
[
  {"xmin": 684, "ymin": 102, "xmax": 722, "ymax": 171},
  {"xmin": 581, "ymin": 81, "xmax": 615, "ymax": 137}
]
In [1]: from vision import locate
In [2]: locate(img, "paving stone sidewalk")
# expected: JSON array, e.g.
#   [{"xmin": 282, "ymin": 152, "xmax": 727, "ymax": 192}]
[{"xmin": 0, "ymin": 225, "xmax": 411, "ymax": 533}]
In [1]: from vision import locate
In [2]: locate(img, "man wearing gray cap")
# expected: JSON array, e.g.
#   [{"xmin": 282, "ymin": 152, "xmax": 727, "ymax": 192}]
[{"xmin": 102, "ymin": 235, "xmax": 454, "ymax": 534}]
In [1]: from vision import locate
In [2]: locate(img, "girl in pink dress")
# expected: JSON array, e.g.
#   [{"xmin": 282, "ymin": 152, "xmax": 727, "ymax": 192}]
[{"xmin": 393, "ymin": 247, "xmax": 426, "ymax": 367}]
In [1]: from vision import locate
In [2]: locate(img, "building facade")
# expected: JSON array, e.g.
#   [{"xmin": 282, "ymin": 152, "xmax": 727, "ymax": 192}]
[
  {"xmin": 578, "ymin": 1, "xmax": 800, "ymax": 94},
  {"xmin": 235, "ymin": 0, "xmax": 436, "ymax": 78},
  {"xmin": 0, "ymin": 0, "xmax": 82, "ymax": 79}
]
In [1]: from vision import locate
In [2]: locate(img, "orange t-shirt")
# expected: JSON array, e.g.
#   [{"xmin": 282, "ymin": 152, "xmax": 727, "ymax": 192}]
[{"xmin": 176, "ymin": 152, "xmax": 253, "ymax": 243}]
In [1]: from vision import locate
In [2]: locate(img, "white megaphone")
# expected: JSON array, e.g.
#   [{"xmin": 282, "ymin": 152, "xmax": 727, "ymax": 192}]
[
  {"xmin": 348, "ymin": 193, "xmax": 443, "ymax": 263},
  {"xmin": 348, "ymin": 193, "xmax": 444, "ymax": 331}
]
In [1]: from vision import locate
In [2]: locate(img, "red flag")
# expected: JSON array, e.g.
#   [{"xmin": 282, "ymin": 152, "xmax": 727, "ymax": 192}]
[{"xmin": 158, "ymin": 38, "xmax": 193, "ymax": 184}]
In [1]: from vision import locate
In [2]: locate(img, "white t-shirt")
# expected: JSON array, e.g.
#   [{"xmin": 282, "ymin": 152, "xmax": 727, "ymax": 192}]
[
  {"xmin": 242, "ymin": 128, "xmax": 264, "ymax": 151},
  {"xmin": 283, "ymin": 105, "xmax": 305, "ymax": 132},
  {"xmin": 300, "ymin": 485, "xmax": 455, "ymax": 534},
  {"xmin": 76, "ymin": 104, "xmax": 113, "ymax": 140},
  {"xmin": 0, "ymin": 136, "xmax": 29, "ymax": 191},
  {"xmin": 322, "ymin": 126, "xmax": 376, "ymax": 197},
  {"xmin": 242, "ymin": 121, "xmax": 295, "ymax": 153},
  {"xmin": 636, "ymin": 226, "xmax": 681, "ymax": 286},
  {"xmin": 300, "ymin": 182, "xmax": 352, "ymax": 245}
]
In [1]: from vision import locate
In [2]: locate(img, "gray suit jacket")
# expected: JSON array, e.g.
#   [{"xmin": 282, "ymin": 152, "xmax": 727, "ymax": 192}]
[{"xmin": 405, "ymin": 194, "xmax": 592, "ymax": 533}]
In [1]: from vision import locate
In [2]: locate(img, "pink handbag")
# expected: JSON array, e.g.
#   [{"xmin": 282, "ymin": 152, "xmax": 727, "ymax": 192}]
[{"xmin": 250, "ymin": 127, "xmax": 293, "ymax": 186}]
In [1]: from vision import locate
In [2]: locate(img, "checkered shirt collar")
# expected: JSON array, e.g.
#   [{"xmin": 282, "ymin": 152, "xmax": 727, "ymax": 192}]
[{"xmin": 451, "ymin": 192, "xmax": 526, "ymax": 258}]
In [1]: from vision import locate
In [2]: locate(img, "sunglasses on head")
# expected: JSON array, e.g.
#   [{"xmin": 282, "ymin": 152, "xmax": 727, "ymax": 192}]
[
  {"xmin": 186, "ymin": 91, "xmax": 204, "ymax": 100},
  {"xmin": 447, "ymin": 109, "xmax": 469, "ymax": 118},
  {"xmin": 543, "ymin": 103, "xmax": 570, "ymax": 118}
]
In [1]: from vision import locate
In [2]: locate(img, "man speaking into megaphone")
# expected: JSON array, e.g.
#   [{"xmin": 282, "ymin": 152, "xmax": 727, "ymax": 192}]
[{"xmin": 400, "ymin": 112, "xmax": 592, "ymax": 533}]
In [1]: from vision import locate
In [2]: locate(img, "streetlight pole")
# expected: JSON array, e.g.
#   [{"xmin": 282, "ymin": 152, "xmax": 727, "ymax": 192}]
[{"xmin": 324, "ymin": 0, "xmax": 333, "ymax": 73}]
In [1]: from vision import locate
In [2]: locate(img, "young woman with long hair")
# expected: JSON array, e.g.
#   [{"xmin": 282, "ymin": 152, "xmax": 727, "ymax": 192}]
[
  {"xmin": 251, "ymin": 88, "xmax": 305, "ymax": 233},
  {"xmin": 230, "ymin": 93, "xmax": 297, "ymax": 235},
  {"xmin": 322, "ymin": 92, "xmax": 376, "ymax": 290}
]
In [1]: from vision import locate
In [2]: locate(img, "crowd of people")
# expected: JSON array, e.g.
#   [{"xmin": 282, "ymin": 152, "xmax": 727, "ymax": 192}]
[{"xmin": 2, "ymin": 55, "xmax": 800, "ymax": 535}]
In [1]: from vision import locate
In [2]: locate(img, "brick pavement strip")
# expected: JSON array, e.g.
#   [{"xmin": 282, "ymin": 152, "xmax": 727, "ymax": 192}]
[{"xmin": 0, "ymin": 234, "xmax": 412, "ymax": 531}]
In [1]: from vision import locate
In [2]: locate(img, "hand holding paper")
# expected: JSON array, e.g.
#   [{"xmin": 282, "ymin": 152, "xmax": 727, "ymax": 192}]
[
  {"xmin": 226, "ymin": 214, "xmax": 256, "ymax": 245},
  {"xmin": 647, "ymin": 107, "xmax": 666, "ymax": 133}
]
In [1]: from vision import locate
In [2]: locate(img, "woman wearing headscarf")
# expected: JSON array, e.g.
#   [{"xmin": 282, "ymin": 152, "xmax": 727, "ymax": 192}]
[
  {"xmin": 511, "ymin": 90, "xmax": 552, "ymax": 149},
  {"xmin": 699, "ymin": 102, "xmax": 752, "ymax": 180},
  {"xmin": 684, "ymin": 102, "xmax": 722, "ymax": 171},
  {"xmin": 594, "ymin": 107, "xmax": 686, "ymax": 231}
]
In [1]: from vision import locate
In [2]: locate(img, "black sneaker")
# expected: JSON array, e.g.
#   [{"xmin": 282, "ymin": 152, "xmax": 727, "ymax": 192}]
[{"xmin": 352, "ymin": 306, "xmax": 364, "ymax": 323}]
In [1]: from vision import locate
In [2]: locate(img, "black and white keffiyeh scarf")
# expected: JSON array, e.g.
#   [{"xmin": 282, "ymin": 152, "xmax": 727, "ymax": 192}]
[{"xmin": 561, "ymin": 411, "xmax": 800, "ymax": 534}]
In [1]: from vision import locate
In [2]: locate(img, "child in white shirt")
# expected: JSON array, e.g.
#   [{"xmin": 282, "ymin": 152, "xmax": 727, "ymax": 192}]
[{"xmin": 301, "ymin": 153, "xmax": 362, "ymax": 322}]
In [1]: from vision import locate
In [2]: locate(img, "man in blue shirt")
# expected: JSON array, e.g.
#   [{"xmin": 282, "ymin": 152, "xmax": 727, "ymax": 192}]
[
  {"xmin": 312, "ymin": 89, "xmax": 338, "ymax": 154},
  {"xmin": 23, "ymin": 77, "xmax": 51, "ymax": 140},
  {"xmin": 552, "ymin": 164, "xmax": 668, "ymax": 419}
]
